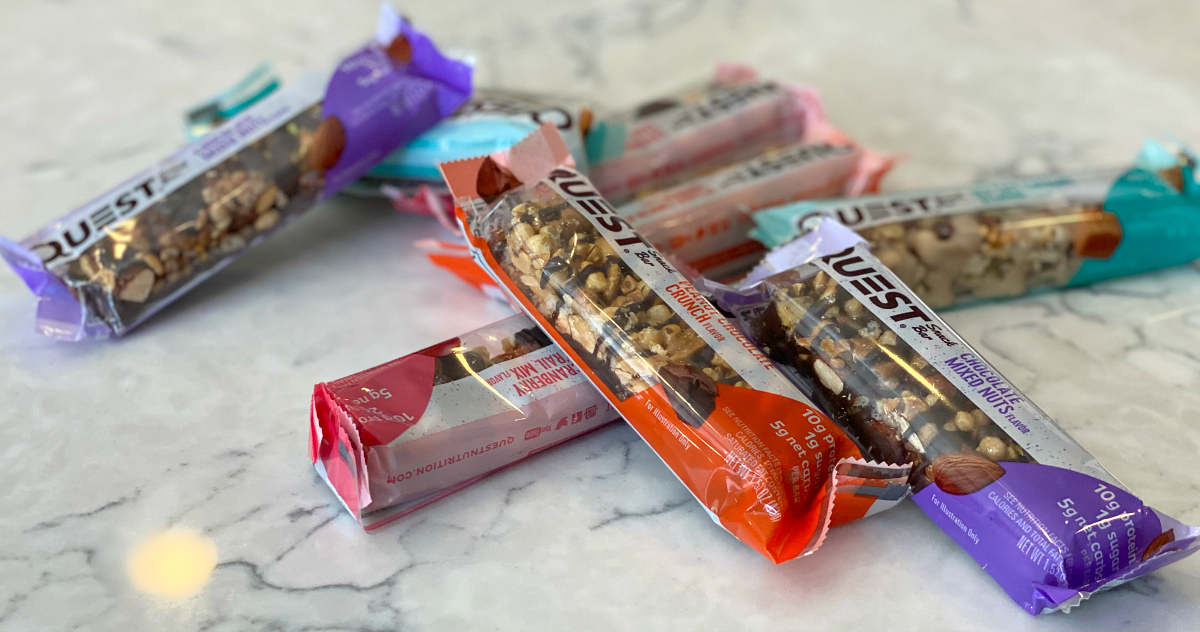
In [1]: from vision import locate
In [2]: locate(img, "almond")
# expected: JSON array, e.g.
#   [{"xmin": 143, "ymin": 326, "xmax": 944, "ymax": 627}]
[
  {"xmin": 117, "ymin": 267, "xmax": 156, "ymax": 303},
  {"xmin": 1141, "ymin": 529, "xmax": 1176, "ymax": 562},
  {"xmin": 254, "ymin": 184, "xmax": 279, "ymax": 215},
  {"xmin": 1073, "ymin": 209, "xmax": 1123, "ymax": 260},
  {"xmin": 930, "ymin": 452, "xmax": 1006, "ymax": 495},
  {"xmin": 385, "ymin": 35, "xmax": 412, "ymax": 65},
  {"xmin": 306, "ymin": 116, "xmax": 345, "ymax": 172}
]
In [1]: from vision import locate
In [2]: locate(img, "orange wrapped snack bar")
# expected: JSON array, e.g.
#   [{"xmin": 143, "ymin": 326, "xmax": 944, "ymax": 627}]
[{"xmin": 441, "ymin": 124, "xmax": 908, "ymax": 562}]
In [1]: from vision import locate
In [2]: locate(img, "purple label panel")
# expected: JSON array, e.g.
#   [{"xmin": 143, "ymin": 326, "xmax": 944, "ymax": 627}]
[
  {"xmin": 319, "ymin": 19, "xmax": 472, "ymax": 199},
  {"xmin": 913, "ymin": 462, "xmax": 1166, "ymax": 614}
]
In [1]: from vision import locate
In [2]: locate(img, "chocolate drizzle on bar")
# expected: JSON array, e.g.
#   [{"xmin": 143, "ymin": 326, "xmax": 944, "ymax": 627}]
[{"xmin": 755, "ymin": 269, "xmax": 1035, "ymax": 487}]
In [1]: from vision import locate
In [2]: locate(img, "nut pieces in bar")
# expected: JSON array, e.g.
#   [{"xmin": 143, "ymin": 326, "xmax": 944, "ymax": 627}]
[
  {"xmin": 858, "ymin": 204, "xmax": 1116, "ymax": 307},
  {"xmin": 497, "ymin": 195, "xmax": 748, "ymax": 412},
  {"xmin": 70, "ymin": 104, "xmax": 326, "ymax": 332}
]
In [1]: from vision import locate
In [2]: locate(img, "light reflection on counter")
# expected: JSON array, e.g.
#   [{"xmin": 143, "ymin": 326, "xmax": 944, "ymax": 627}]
[{"xmin": 125, "ymin": 529, "xmax": 218, "ymax": 599}]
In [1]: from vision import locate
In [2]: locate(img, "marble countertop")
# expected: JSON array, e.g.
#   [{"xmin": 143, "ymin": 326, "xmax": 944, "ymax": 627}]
[{"xmin": 2, "ymin": 0, "xmax": 1199, "ymax": 630}]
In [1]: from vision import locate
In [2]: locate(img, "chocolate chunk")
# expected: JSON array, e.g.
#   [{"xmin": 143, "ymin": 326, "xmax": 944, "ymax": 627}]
[
  {"xmin": 658, "ymin": 364, "xmax": 718, "ymax": 428},
  {"xmin": 538, "ymin": 205, "xmax": 562, "ymax": 223},
  {"xmin": 433, "ymin": 350, "xmax": 489, "ymax": 384},
  {"xmin": 512, "ymin": 327, "xmax": 551, "ymax": 349}
]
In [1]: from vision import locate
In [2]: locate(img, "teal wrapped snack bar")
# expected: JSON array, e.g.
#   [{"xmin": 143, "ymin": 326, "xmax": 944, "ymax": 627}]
[{"xmin": 750, "ymin": 140, "xmax": 1200, "ymax": 308}]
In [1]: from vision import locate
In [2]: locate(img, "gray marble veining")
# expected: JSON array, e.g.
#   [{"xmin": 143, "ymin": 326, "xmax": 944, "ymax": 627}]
[{"xmin": 2, "ymin": 1, "xmax": 1199, "ymax": 630}]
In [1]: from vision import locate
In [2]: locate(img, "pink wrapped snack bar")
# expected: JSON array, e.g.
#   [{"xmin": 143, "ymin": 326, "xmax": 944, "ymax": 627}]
[
  {"xmin": 310, "ymin": 315, "xmax": 619, "ymax": 530},
  {"xmin": 618, "ymin": 124, "xmax": 893, "ymax": 278},
  {"xmin": 585, "ymin": 64, "xmax": 824, "ymax": 203}
]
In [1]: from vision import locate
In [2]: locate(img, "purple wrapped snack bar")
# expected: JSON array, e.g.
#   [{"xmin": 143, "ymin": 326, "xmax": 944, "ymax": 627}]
[
  {"xmin": 712, "ymin": 219, "xmax": 1200, "ymax": 614},
  {"xmin": 0, "ymin": 6, "xmax": 471, "ymax": 340}
]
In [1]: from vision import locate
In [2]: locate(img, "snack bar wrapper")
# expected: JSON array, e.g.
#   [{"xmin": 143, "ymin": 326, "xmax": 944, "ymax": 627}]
[
  {"xmin": 750, "ymin": 139, "xmax": 1200, "ymax": 308},
  {"xmin": 311, "ymin": 314, "xmax": 620, "ymax": 530},
  {"xmin": 585, "ymin": 64, "xmax": 825, "ymax": 203},
  {"xmin": 617, "ymin": 125, "xmax": 894, "ymax": 278},
  {"xmin": 0, "ymin": 6, "xmax": 472, "ymax": 340},
  {"xmin": 366, "ymin": 88, "xmax": 593, "ymax": 183},
  {"xmin": 714, "ymin": 218, "xmax": 1200, "ymax": 613},
  {"xmin": 441, "ymin": 124, "xmax": 910, "ymax": 563}
]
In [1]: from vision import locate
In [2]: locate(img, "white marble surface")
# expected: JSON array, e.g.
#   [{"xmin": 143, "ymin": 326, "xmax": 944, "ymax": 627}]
[{"xmin": 3, "ymin": 1, "xmax": 1200, "ymax": 630}]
